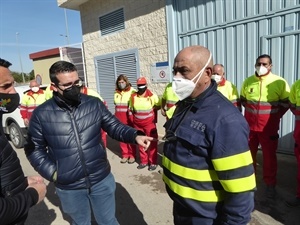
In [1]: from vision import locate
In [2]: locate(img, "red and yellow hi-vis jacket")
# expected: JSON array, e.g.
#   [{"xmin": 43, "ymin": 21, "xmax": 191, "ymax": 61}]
[
  {"xmin": 20, "ymin": 89, "xmax": 46, "ymax": 120},
  {"xmin": 128, "ymin": 89, "xmax": 161, "ymax": 126},
  {"xmin": 162, "ymin": 83, "xmax": 179, "ymax": 119},
  {"xmin": 240, "ymin": 72, "xmax": 290, "ymax": 132},
  {"xmin": 114, "ymin": 86, "xmax": 135, "ymax": 124},
  {"xmin": 289, "ymin": 79, "xmax": 300, "ymax": 120},
  {"xmin": 217, "ymin": 78, "xmax": 241, "ymax": 111}
]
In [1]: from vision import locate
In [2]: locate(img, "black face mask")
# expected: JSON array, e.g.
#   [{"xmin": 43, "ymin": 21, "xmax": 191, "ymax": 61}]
[
  {"xmin": 0, "ymin": 93, "xmax": 20, "ymax": 114},
  {"xmin": 137, "ymin": 87, "xmax": 147, "ymax": 95},
  {"xmin": 57, "ymin": 85, "xmax": 81, "ymax": 106}
]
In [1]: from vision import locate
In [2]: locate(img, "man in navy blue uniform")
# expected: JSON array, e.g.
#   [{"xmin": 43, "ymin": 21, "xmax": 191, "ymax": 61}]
[{"xmin": 162, "ymin": 46, "xmax": 256, "ymax": 225}]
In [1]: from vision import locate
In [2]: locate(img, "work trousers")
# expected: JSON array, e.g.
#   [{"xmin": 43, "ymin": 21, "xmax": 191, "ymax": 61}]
[
  {"xmin": 119, "ymin": 141, "xmax": 136, "ymax": 159},
  {"xmin": 115, "ymin": 112, "xmax": 136, "ymax": 159},
  {"xmin": 134, "ymin": 122, "xmax": 158, "ymax": 165},
  {"xmin": 249, "ymin": 130, "xmax": 279, "ymax": 186},
  {"xmin": 173, "ymin": 202, "xmax": 221, "ymax": 225},
  {"xmin": 293, "ymin": 122, "xmax": 300, "ymax": 197}
]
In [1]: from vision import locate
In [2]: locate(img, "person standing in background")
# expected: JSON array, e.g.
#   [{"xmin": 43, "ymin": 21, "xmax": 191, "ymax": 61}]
[
  {"xmin": 161, "ymin": 82, "xmax": 179, "ymax": 119},
  {"xmin": 212, "ymin": 64, "xmax": 241, "ymax": 111},
  {"xmin": 44, "ymin": 83, "xmax": 54, "ymax": 100},
  {"xmin": 129, "ymin": 77, "xmax": 161, "ymax": 171},
  {"xmin": 20, "ymin": 80, "xmax": 46, "ymax": 127},
  {"xmin": 0, "ymin": 58, "xmax": 46, "ymax": 225},
  {"xmin": 286, "ymin": 79, "xmax": 300, "ymax": 207},
  {"xmin": 81, "ymin": 83, "xmax": 108, "ymax": 148},
  {"xmin": 114, "ymin": 74, "xmax": 136, "ymax": 164},
  {"xmin": 240, "ymin": 54, "xmax": 290, "ymax": 198}
]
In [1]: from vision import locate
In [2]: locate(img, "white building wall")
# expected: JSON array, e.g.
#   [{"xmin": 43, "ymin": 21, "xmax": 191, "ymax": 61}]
[{"xmin": 80, "ymin": 0, "xmax": 168, "ymax": 95}]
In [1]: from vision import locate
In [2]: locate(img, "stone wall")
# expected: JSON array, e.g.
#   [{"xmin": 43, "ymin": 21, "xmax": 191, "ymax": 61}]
[{"xmin": 80, "ymin": 0, "xmax": 168, "ymax": 95}]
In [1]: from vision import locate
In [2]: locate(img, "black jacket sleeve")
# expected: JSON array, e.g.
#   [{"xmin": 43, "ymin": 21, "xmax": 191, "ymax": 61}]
[{"xmin": 0, "ymin": 187, "xmax": 38, "ymax": 225}]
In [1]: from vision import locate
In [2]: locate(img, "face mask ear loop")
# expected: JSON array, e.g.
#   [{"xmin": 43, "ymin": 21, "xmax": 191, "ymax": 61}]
[{"xmin": 192, "ymin": 52, "xmax": 212, "ymax": 84}]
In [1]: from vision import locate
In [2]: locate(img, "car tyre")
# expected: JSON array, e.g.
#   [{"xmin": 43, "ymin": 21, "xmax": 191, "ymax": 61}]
[{"xmin": 8, "ymin": 122, "xmax": 25, "ymax": 149}]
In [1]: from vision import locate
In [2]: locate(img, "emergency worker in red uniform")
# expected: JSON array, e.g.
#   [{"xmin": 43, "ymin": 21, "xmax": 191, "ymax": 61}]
[
  {"xmin": 20, "ymin": 80, "xmax": 46, "ymax": 127},
  {"xmin": 128, "ymin": 77, "xmax": 161, "ymax": 171},
  {"xmin": 161, "ymin": 82, "xmax": 179, "ymax": 119},
  {"xmin": 114, "ymin": 74, "xmax": 136, "ymax": 164},
  {"xmin": 212, "ymin": 64, "xmax": 241, "ymax": 111},
  {"xmin": 81, "ymin": 84, "xmax": 108, "ymax": 148},
  {"xmin": 286, "ymin": 80, "xmax": 300, "ymax": 207},
  {"xmin": 240, "ymin": 54, "xmax": 290, "ymax": 198}
]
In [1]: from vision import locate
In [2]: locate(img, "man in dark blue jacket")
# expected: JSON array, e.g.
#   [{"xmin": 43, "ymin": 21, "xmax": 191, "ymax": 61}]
[
  {"xmin": 24, "ymin": 60, "xmax": 152, "ymax": 225},
  {"xmin": 0, "ymin": 58, "xmax": 46, "ymax": 225},
  {"xmin": 162, "ymin": 46, "xmax": 256, "ymax": 225}
]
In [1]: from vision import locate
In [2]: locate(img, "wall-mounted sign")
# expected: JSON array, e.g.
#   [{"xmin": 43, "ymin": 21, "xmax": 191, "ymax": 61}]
[
  {"xmin": 150, "ymin": 61, "xmax": 170, "ymax": 83},
  {"xmin": 36, "ymin": 74, "xmax": 42, "ymax": 85}
]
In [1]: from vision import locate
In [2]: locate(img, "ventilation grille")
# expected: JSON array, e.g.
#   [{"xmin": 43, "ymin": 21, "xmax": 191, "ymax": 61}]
[{"xmin": 99, "ymin": 8, "xmax": 125, "ymax": 36}]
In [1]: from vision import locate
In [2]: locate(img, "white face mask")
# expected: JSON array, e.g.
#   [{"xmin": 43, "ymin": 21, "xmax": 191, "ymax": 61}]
[
  {"xmin": 211, "ymin": 74, "xmax": 222, "ymax": 84},
  {"xmin": 172, "ymin": 52, "xmax": 212, "ymax": 101},
  {"xmin": 256, "ymin": 66, "xmax": 269, "ymax": 76},
  {"xmin": 31, "ymin": 87, "xmax": 39, "ymax": 92}
]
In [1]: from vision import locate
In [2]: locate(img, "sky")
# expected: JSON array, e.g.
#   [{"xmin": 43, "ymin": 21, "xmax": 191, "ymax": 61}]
[{"xmin": 0, "ymin": 0, "xmax": 82, "ymax": 73}]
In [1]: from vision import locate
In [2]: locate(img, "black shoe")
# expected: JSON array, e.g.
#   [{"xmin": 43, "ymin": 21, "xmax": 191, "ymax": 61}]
[
  {"xmin": 137, "ymin": 164, "xmax": 147, "ymax": 169},
  {"xmin": 148, "ymin": 165, "xmax": 157, "ymax": 171},
  {"xmin": 286, "ymin": 197, "xmax": 300, "ymax": 207},
  {"xmin": 265, "ymin": 185, "xmax": 276, "ymax": 199}
]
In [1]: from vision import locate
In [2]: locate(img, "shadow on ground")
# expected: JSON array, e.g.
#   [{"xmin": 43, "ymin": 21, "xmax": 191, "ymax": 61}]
[
  {"xmin": 25, "ymin": 136, "xmax": 299, "ymax": 225},
  {"xmin": 25, "ymin": 136, "xmax": 160, "ymax": 225},
  {"xmin": 253, "ymin": 151, "xmax": 299, "ymax": 225}
]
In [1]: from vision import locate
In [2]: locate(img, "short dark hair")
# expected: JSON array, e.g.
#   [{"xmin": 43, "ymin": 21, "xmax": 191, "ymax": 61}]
[
  {"xmin": 0, "ymin": 58, "xmax": 12, "ymax": 68},
  {"xmin": 256, "ymin": 54, "xmax": 272, "ymax": 64},
  {"xmin": 49, "ymin": 61, "xmax": 77, "ymax": 84}
]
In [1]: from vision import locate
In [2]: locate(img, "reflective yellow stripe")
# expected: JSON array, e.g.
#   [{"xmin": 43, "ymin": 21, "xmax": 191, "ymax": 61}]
[
  {"xmin": 162, "ymin": 156, "xmax": 218, "ymax": 181},
  {"xmin": 163, "ymin": 175, "xmax": 224, "ymax": 202},
  {"xmin": 220, "ymin": 174, "xmax": 256, "ymax": 192},
  {"xmin": 212, "ymin": 151, "xmax": 253, "ymax": 171}
]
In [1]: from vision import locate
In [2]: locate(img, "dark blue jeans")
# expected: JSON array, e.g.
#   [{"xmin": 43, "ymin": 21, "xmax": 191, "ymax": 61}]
[{"xmin": 56, "ymin": 173, "xmax": 119, "ymax": 225}]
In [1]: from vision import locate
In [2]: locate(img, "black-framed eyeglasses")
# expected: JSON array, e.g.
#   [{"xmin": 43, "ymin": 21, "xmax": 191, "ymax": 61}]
[{"xmin": 57, "ymin": 79, "xmax": 83, "ymax": 91}]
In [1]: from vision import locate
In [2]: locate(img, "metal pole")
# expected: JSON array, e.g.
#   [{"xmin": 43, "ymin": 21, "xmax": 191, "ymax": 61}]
[
  {"xmin": 64, "ymin": 9, "xmax": 70, "ymax": 45},
  {"xmin": 15, "ymin": 32, "xmax": 25, "ymax": 83}
]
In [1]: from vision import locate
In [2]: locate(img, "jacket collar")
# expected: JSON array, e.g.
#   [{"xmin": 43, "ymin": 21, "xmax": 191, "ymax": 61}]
[
  {"xmin": 218, "ymin": 77, "xmax": 226, "ymax": 86},
  {"xmin": 27, "ymin": 89, "xmax": 44, "ymax": 96}
]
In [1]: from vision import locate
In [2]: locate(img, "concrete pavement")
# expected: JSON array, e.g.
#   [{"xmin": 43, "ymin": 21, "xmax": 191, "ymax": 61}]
[{"xmin": 14, "ymin": 137, "xmax": 300, "ymax": 225}]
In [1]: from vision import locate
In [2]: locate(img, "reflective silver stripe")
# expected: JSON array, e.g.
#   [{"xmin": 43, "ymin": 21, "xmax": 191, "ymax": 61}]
[
  {"xmin": 244, "ymin": 100, "xmax": 280, "ymax": 107},
  {"xmin": 134, "ymin": 113, "xmax": 154, "ymax": 119},
  {"xmin": 166, "ymin": 100, "xmax": 177, "ymax": 104},
  {"xmin": 134, "ymin": 109, "xmax": 153, "ymax": 113},
  {"xmin": 244, "ymin": 107, "xmax": 279, "ymax": 114},
  {"xmin": 115, "ymin": 103, "xmax": 128, "ymax": 106},
  {"xmin": 115, "ymin": 108, "xmax": 128, "ymax": 112}
]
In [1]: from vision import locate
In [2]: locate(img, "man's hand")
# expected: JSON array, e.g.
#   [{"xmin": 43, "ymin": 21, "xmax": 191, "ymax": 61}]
[
  {"xmin": 27, "ymin": 176, "xmax": 47, "ymax": 204},
  {"xmin": 135, "ymin": 135, "xmax": 153, "ymax": 151},
  {"xmin": 27, "ymin": 176, "xmax": 44, "ymax": 185},
  {"xmin": 24, "ymin": 118, "xmax": 29, "ymax": 127}
]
